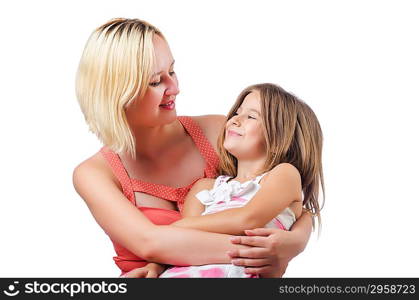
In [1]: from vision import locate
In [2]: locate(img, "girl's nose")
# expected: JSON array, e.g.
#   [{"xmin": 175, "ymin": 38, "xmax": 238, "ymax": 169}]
[{"xmin": 232, "ymin": 115, "xmax": 241, "ymax": 126}]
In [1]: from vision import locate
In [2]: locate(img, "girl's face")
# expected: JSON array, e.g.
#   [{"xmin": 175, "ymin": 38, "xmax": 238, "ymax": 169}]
[
  {"xmin": 125, "ymin": 35, "xmax": 179, "ymax": 128},
  {"xmin": 224, "ymin": 91, "xmax": 267, "ymax": 160}
]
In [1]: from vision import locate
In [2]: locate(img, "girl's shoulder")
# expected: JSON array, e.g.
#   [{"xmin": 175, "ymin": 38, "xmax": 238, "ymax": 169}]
[
  {"xmin": 260, "ymin": 163, "xmax": 303, "ymax": 216},
  {"xmin": 260, "ymin": 163, "xmax": 301, "ymax": 186},
  {"xmin": 191, "ymin": 177, "xmax": 216, "ymax": 191}
]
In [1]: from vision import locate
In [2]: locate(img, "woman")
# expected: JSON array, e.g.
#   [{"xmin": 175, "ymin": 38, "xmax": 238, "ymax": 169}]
[{"xmin": 73, "ymin": 18, "xmax": 313, "ymax": 277}]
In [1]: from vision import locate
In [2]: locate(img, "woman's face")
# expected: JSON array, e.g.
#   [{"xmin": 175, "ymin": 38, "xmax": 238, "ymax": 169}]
[
  {"xmin": 224, "ymin": 91, "xmax": 267, "ymax": 160},
  {"xmin": 125, "ymin": 35, "xmax": 179, "ymax": 128}
]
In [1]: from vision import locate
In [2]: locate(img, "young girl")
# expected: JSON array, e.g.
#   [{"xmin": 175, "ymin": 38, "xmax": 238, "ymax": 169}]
[{"xmin": 132, "ymin": 83, "xmax": 324, "ymax": 278}]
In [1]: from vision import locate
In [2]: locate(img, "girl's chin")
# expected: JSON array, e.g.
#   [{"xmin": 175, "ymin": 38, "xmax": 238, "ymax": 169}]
[{"xmin": 223, "ymin": 145, "xmax": 239, "ymax": 157}]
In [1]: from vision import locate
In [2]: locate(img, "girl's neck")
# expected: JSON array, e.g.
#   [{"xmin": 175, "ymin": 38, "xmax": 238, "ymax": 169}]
[
  {"xmin": 126, "ymin": 119, "xmax": 186, "ymax": 160},
  {"xmin": 234, "ymin": 156, "xmax": 267, "ymax": 183}
]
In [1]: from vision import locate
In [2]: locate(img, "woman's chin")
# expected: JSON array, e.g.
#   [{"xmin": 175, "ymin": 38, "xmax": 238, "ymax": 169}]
[{"xmin": 156, "ymin": 109, "xmax": 178, "ymax": 124}]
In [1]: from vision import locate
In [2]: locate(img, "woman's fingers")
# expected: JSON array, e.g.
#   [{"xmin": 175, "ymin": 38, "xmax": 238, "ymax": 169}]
[
  {"xmin": 145, "ymin": 270, "xmax": 159, "ymax": 278},
  {"xmin": 230, "ymin": 235, "xmax": 268, "ymax": 247},
  {"xmin": 227, "ymin": 247, "xmax": 270, "ymax": 259},
  {"xmin": 244, "ymin": 228, "xmax": 277, "ymax": 236},
  {"xmin": 244, "ymin": 266, "xmax": 272, "ymax": 275},
  {"xmin": 231, "ymin": 258, "xmax": 270, "ymax": 267},
  {"xmin": 120, "ymin": 268, "xmax": 148, "ymax": 278}
]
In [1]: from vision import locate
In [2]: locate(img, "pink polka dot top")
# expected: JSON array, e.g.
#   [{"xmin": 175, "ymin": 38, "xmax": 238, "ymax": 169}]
[{"xmin": 99, "ymin": 116, "xmax": 220, "ymax": 274}]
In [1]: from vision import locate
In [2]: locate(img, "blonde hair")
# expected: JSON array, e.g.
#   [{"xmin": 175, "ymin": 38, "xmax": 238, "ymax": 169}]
[
  {"xmin": 218, "ymin": 83, "xmax": 325, "ymax": 230},
  {"xmin": 75, "ymin": 18, "xmax": 164, "ymax": 158}
]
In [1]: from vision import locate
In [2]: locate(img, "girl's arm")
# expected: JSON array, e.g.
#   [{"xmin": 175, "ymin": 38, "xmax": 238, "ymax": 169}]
[
  {"xmin": 73, "ymin": 156, "xmax": 248, "ymax": 266},
  {"xmin": 191, "ymin": 115, "xmax": 311, "ymax": 277},
  {"xmin": 179, "ymin": 178, "xmax": 214, "ymax": 217},
  {"xmin": 172, "ymin": 163, "xmax": 303, "ymax": 235}
]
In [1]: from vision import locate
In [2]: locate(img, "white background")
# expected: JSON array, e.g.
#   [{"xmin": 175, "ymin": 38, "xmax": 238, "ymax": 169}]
[{"xmin": 1, "ymin": 0, "xmax": 418, "ymax": 277}]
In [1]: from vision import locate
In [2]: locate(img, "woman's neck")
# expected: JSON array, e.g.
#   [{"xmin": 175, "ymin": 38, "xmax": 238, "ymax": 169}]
[{"xmin": 127, "ymin": 119, "xmax": 186, "ymax": 160}]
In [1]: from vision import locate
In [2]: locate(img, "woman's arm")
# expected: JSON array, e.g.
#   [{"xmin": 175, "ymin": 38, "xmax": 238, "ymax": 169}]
[
  {"xmin": 73, "ymin": 156, "xmax": 248, "ymax": 266},
  {"xmin": 121, "ymin": 262, "xmax": 166, "ymax": 278},
  {"xmin": 176, "ymin": 163, "xmax": 311, "ymax": 278},
  {"xmin": 229, "ymin": 212, "xmax": 313, "ymax": 277},
  {"xmin": 172, "ymin": 163, "xmax": 303, "ymax": 235}
]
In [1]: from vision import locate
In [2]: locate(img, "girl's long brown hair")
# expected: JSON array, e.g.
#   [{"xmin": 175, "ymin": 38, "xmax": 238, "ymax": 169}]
[{"xmin": 217, "ymin": 83, "xmax": 325, "ymax": 230}]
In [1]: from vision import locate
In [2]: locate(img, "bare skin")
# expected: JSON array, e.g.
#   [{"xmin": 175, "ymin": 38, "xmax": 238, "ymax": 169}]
[
  {"xmin": 121, "ymin": 92, "xmax": 311, "ymax": 278},
  {"xmin": 74, "ymin": 114, "xmax": 312, "ymax": 276},
  {"xmin": 74, "ymin": 34, "xmax": 312, "ymax": 278},
  {"xmin": 74, "ymin": 115, "xmax": 246, "ymax": 265}
]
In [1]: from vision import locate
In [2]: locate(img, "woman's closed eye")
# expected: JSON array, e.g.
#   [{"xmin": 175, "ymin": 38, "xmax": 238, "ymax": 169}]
[
  {"xmin": 149, "ymin": 81, "xmax": 161, "ymax": 87},
  {"xmin": 149, "ymin": 71, "xmax": 175, "ymax": 87}
]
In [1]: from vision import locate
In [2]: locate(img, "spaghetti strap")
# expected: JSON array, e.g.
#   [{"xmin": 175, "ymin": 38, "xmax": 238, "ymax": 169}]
[
  {"xmin": 100, "ymin": 147, "xmax": 135, "ymax": 205},
  {"xmin": 100, "ymin": 116, "xmax": 219, "ymax": 208},
  {"xmin": 255, "ymin": 172, "xmax": 269, "ymax": 184},
  {"xmin": 178, "ymin": 116, "xmax": 219, "ymax": 178},
  {"xmin": 97, "ymin": 116, "xmax": 220, "ymax": 275}
]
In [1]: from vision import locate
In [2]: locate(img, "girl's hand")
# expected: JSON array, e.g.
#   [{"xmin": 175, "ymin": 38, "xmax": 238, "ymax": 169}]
[
  {"xmin": 228, "ymin": 228, "xmax": 295, "ymax": 278},
  {"xmin": 120, "ymin": 263, "xmax": 166, "ymax": 278}
]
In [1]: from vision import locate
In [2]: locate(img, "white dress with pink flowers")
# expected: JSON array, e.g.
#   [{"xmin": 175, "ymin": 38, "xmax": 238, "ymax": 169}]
[{"xmin": 159, "ymin": 173, "xmax": 296, "ymax": 278}]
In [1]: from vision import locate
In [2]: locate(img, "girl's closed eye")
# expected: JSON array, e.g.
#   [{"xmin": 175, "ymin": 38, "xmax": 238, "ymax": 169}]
[{"xmin": 248, "ymin": 115, "xmax": 256, "ymax": 119}]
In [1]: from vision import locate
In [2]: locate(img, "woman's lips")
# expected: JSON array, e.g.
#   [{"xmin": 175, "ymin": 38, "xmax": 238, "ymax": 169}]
[{"xmin": 159, "ymin": 100, "xmax": 175, "ymax": 110}]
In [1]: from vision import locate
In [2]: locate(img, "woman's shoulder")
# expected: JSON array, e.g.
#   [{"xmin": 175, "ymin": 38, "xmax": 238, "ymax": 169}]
[
  {"xmin": 190, "ymin": 115, "xmax": 226, "ymax": 150},
  {"xmin": 191, "ymin": 114, "xmax": 226, "ymax": 124},
  {"xmin": 74, "ymin": 152, "xmax": 106, "ymax": 173},
  {"xmin": 73, "ymin": 152, "xmax": 120, "ymax": 192}
]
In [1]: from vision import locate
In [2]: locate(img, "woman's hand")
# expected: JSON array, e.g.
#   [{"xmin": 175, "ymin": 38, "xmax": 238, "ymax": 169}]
[
  {"xmin": 228, "ymin": 227, "xmax": 306, "ymax": 278},
  {"xmin": 120, "ymin": 263, "xmax": 166, "ymax": 278}
]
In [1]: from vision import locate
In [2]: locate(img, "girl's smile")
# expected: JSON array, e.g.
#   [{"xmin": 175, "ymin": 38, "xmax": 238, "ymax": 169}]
[
  {"xmin": 227, "ymin": 129, "xmax": 242, "ymax": 137},
  {"xmin": 224, "ymin": 91, "xmax": 266, "ymax": 161}
]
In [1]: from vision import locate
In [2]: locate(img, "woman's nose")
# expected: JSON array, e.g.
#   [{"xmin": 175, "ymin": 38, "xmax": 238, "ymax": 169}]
[{"xmin": 165, "ymin": 75, "xmax": 179, "ymax": 96}]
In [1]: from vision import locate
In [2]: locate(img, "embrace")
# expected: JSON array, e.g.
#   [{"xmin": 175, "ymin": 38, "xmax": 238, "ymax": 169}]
[{"xmin": 73, "ymin": 18, "xmax": 324, "ymax": 278}]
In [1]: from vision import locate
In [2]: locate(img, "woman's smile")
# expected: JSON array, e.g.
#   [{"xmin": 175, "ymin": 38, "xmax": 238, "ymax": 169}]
[{"xmin": 159, "ymin": 100, "xmax": 175, "ymax": 110}]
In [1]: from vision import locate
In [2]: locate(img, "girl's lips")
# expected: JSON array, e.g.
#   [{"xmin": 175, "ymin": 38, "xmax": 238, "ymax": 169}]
[
  {"xmin": 159, "ymin": 100, "xmax": 175, "ymax": 110},
  {"xmin": 227, "ymin": 130, "xmax": 242, "ymax": 137}
]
